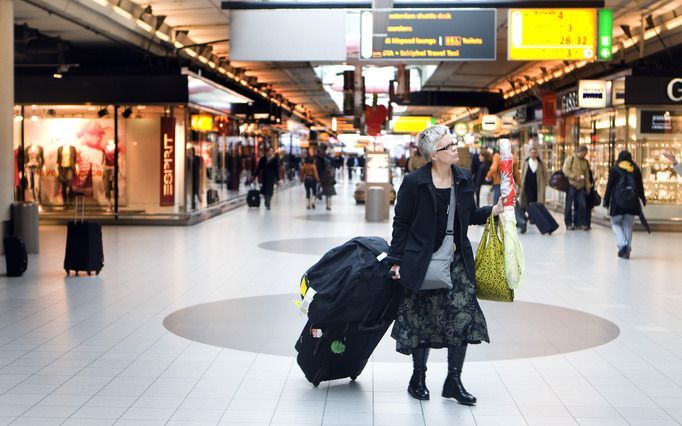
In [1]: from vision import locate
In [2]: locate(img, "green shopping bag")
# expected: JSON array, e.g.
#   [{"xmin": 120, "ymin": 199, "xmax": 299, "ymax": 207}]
[{"xmin": 475, "ymin": 213, "xmax": 514, "ymax": 302}]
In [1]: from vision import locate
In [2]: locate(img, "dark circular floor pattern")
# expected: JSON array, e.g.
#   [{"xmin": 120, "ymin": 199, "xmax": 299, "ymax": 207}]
[{"xmin": 164, "ymin": 294, "xmax": 620, "ymax": 362}]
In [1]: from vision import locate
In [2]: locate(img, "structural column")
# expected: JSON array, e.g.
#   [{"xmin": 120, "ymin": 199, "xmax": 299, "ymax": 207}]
[{"xmin": 0, "ymin": 0, "xmax": 14, "ymax": 240}]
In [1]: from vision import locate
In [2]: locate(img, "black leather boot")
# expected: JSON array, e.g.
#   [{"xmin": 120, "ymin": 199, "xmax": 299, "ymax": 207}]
[
  {"xmin": 407, "ymin": 348, "xmax": 430, "ymax": 400},
  {"xmin": 442, "ymin": 345, "xmax": 476, "ymax": 405}
]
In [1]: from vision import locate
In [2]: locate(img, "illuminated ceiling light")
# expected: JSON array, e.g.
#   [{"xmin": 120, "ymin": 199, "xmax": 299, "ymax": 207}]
[
  {"xmin": 113, "ymin": 3, "xmax": 133, "ymax": 20},
  {"xmin": 14, "ymin": 115, "xmax": 23, "ymax": 122},
  {"xmin": 53, "ymin": 72, "xmax": 63, "ymax": 79},
  {"xmin": 208, "ymin": 61, "xmax": 216, "ymax": 69},
  {"xmin": 185, "ymin": 49, "xmax": 197, "ymax": 57},
  {"xmin": 644, "ymin": 28, "xmax": 656, "ymax": 40},
  {"xmin": 666, "ymin": 15, "xmax": 682, "ymax": 30},
  {"xmin": 91, "ymin": 0, "xmax": 110, "ymax": 6},
  {"xmin": 554, "ymin": 70, "xmax": 564, "ymax": 78},
  {"xmin": 156, "ymin": 31, "xmax": 170, "ymax": 42},
  {"xmin": 30, "ymin": 114, "xmax": 39, "ymax": 122},
  {"xmin": 218, "ymin": 67, "xmax": 226, "ymax": 74},
  {"xmin": 173, "ymin": 40, "xmax": 184, "ymax": 49},
  {"xmin": 226, "ymin": 72, "xmax": 235, "ymax": 79},
  {"xmin": 136, "ymin": 19, "xmax": 153, "ymax": 32},
  {"xmin": 198, "ymin": 56, "xmax": 209, "ymax": 64}
]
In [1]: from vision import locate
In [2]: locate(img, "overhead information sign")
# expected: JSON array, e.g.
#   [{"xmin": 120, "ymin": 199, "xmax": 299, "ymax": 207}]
[
  {"xmin": 361, "ymin": 9, "xmax": 496, "ymax": 61},
  {"xmin": 508, "ymin": 9, "xmax": 597, "ymax": 60}
]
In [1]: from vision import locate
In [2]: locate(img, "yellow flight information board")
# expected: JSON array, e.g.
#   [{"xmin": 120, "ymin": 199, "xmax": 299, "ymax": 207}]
[{"xmin": 508, "ymin": 9, "xmax": 597, "ymax": 61}]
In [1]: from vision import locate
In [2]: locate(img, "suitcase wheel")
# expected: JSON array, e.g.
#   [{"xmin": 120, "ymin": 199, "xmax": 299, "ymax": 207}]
[
  {"xmin": 65, "ymin": 270, "xmax": 70, "ymax": 276},
  {"xmin": 312, "ymin": 381, "xmax": 320, "ymax": 387},
  {"xmin": 350, "ymin": 375, "xmax": 357, "ymax": 381},
  {"xmin": 87, "ymin": 271, "xmax": 92, "ymax": 276},
  {"xmin": 96, "ymin": 270, "xmax": 101, "ymax": 276}
]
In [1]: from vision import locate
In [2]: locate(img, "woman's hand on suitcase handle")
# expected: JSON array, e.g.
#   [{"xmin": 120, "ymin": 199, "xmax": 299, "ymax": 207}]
[{"xmin": 389, "ymin": 265, "xmax": 401, "ymax": 280}]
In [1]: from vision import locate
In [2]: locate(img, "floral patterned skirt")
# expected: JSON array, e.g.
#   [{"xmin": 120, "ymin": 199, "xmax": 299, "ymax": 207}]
[{"xmin": 391, "ymin": 256, "xmax": 490, "ymax": 355}]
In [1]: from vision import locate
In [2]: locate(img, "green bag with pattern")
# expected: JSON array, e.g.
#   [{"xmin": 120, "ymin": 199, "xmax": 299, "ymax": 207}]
[{"xmin": 475, "ymin": 213, "xmax": 514, "ymax": 302}]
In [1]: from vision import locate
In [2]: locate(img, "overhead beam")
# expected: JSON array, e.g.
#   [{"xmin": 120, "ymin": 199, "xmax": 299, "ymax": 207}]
[{"xmin": 222, "ymin": 0, "xmax": 604, "ymax": 10}]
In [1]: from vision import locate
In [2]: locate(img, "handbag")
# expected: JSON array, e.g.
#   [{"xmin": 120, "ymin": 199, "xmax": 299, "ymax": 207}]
[
  {"xmin": 589, "ymin": 190, "xmax": 602, "ymax": 208},
  {"xmin": 474, "ymin": 213, "xmax": 514, "ymax": 302},
  {"xmin": 549, "ymin": 171, "xmax": 570, "ymax": 192},
  {"xmin": 420, "ymin": 178, "xmax": 456, "ymax": 291}
]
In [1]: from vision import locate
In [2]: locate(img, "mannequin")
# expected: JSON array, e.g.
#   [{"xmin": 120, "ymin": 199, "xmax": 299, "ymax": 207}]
[
  {"xmin": 102, "ymin": 139, "xmax": 116, "ymax": 210},
  {"xmin": 24, "ymin": 143, "xmax": 45, "ymax": 204},
  {"xmin": 57, "ymin": 143, "xmax": 78, "ymax": 207}
]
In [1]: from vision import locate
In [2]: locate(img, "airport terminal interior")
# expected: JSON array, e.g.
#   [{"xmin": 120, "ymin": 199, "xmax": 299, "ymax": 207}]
[{"xmin": 1, "ymin": 0, "xmax": 682, "ymax": 424}]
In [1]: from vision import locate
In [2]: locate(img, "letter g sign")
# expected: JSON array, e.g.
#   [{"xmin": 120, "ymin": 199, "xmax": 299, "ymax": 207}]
[{"xmin": 668, "ymin": 78, "xmax": 682, "ymax": 102}]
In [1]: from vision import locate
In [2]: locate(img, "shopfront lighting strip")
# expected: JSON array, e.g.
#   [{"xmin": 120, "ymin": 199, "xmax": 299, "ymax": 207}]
[
  {"xmin": 198, "ymin": 55, "xmax": 209, "ymax": 64},
  {"xmin": 173, "ymin": 41, "xmax": 184, "ymax": 49},
  {"xmin": 90, "ymin": 0, "xmax": 110, "ymax": 7},
  {"xmin": 185, "ymin": 49, "xmax": 197, "ymax": 57}
]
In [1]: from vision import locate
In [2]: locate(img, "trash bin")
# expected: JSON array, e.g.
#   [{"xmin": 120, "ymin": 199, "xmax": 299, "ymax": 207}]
[
  {"xmin": 366, "ymin": 186, "xmax": 389, "ymax": 222},
  {"xmin": 11, "ymin": 202, "xmax": 39, "ymax": 254}
]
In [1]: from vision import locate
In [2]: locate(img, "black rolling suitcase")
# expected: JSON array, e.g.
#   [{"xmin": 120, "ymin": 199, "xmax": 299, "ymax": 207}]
[
  {"xmin": 246, "ymin": 181, "xmax": 261, "ymax": 208},
  {"xmin": 295, "ymin": 300, "xmax": 398, "ymax": 387},
  {"xmin": 294, "ymin": 237, "xmax": 401, "ymax": 386},
  {"xmin": 64, "ymin": 196, "xmax": 104, "ymax": 276},
  {"xmin": 4, "ymin": 236, "xmax": 28, "ymax": 277},
  {"xmin": 527, "ymin": 202, "xmax": 559, "ymax": 235}
]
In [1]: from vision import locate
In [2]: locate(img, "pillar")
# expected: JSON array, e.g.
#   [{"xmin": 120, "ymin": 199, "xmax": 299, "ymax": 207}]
[{"xmin": 0, "ymin": 0, "xmax": 14, "ymax": 242}]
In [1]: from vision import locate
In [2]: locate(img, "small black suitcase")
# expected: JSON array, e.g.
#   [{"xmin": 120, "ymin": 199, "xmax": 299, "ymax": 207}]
[
  {"xmin": 64, "ymin": 196, "xmax": 104, "ymax": 276},
  {"xmin": 526, "ymin": 202, "xmax": 559, "ymax": 235},
  {"xmin": 247, "ymin": 189, "xmax": 261, "ymax": 208},
  {"xmin": 295, "ymin": 318, "xmax": 392, "ymax": 387},
  {"xmin": 4, "ymin": 236, "xmax": 28, "ymax": 277}
]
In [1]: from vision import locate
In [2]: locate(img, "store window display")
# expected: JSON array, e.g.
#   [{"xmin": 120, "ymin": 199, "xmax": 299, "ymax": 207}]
[
  {"xmin": 57, "ymin": 142, "xmax": 78, "ymax": 207},
  {"xmin": 24, "ymin": 143, "xmax": 45, "ymax": 204}
]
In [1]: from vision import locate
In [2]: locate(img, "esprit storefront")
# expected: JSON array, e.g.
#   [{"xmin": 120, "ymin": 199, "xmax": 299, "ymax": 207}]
[{"xmin": 13, "ymin": 70, "xmax": 253, "ymax": 224}]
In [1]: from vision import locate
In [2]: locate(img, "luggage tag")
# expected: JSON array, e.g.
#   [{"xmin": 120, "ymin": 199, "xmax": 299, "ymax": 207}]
[{"xmin": 298, "ymin": 287, "xmax": 317, "ymax": 317}]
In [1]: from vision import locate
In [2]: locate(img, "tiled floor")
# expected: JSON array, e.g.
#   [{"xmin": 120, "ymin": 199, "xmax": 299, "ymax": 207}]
[{"xmin": 1, "ymin": 173, "xmax": 682, "ymax": 425}]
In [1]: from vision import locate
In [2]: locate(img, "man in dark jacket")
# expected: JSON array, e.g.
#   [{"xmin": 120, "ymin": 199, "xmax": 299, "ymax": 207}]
[
  {"xmin": 603, "ymin": 150, "xmax": 647, "ymax": 259},
  {"xmin": 256, "ymin": 147, "xmax": 280, "ymax": 210}
]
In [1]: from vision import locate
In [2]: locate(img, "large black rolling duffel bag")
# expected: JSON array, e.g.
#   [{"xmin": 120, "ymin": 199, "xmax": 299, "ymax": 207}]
[
  {"xmin": 526, "ymin": 202, "xmax": 559, "ymax": 235},
  {"xmin": 4, "ymin": 236, "xmax": 28, "ymax": 277},
  {"xmin": 294, "ymin": 236, "xmax": 401, "ymax": 386},
  {"xmin": 64, "ymin": 195, "xmax": 104, "ymax": 276}
]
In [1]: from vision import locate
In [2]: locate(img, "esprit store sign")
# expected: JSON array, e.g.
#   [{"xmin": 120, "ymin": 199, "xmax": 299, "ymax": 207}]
[
  {"xmin": 578, "ymin": 80, "xmax": 607, "ymax": 108},
  {"xmin": 160, "ymin": 117, "xmax": 176, "ymax": 207}
]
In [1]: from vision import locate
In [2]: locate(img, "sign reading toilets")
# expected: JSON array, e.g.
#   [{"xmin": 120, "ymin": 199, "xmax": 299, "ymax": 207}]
[{"xmin": 578, "ymin": 80, "xmax": 607, "ymax": 108}]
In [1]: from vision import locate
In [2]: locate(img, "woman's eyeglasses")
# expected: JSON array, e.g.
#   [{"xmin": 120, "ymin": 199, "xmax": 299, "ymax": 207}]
[{"xmin": 436, "ymin": 143, "xmax": 457, "ymax": 153}]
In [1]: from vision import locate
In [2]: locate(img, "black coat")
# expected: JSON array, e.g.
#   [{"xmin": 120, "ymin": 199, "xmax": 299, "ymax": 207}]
[
  {"xmin": 388, "ymin": 163, "xmax": 492, "ymax": 292},
  {"xmin": 257, "ymin": 156, "xmax": 280, "ymax": 196},
  {"xmin": 603, "ymin": 162, "xmax": 646, "ymax": 216}
]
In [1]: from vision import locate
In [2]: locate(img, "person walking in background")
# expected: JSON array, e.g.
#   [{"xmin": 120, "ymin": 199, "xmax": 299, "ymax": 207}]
[
  {"xmin": 407, "ymin": 147, "xmax": 427, "ymax": 173},
  {"xmin": 603, "ymin": 151, "xmax": 646, "ymax": 259},
  {"xmin": 663, "ymin": 151, "xmax": 682, "ymax": 176},
  {"xmin": 519, "ymin": 146, "xmax": 548, "ymax": 213},
  {"xmin": 256, "ymin": 147, "xmax": 280, "ymax": 210},
  {"xmin": 301, "ymin": 156, "xmax": 320, "ymax": 209},
  {"xmin": 562, "ymin": 145, "xmax": 592, "ymax": 230},
  {"xmin": 320, "ymin": 152, "xmax": 337, "ymax": 211},
  {"xmin": 346, "ymin": 155, "xmax": 355, "ymax": 181},
  {"xmin": 388, "ymin": 125, "xmax": 504, "ymax": 406},
  {"xmin": 474, "ymin": 150, "xmax": 492, "ymax": 207}
]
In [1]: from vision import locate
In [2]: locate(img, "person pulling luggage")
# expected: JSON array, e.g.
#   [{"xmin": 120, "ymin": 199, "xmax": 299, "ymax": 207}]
[{"xmin": 388, "ymin": 125, "xmax": 504, "ymax": 405}]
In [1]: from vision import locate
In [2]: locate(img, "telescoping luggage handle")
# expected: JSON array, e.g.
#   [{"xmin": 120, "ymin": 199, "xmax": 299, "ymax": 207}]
[{"xmin": 73, "ymin": 193, "xmax": 86, "ymax": 223}]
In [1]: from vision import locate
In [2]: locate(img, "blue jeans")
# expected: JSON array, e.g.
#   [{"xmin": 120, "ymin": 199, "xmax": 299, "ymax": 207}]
[
  {"xmin": 611, "ymin": 214, "xmax": 635, "ymax": 250},
  {"xmin": 564, "ymin": 187, "xmax": 587, "ymax": 227}
]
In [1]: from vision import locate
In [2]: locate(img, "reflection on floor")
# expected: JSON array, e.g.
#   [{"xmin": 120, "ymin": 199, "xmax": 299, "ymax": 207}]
[{"xmin": 1, "ymin": 174, "xmax": 682, "ymax": 425}]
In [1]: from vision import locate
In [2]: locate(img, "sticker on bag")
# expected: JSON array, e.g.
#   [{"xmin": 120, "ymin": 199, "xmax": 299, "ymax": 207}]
[
  {"xmin": 330, "ymin": 340, "xmax": 346, "ymax": 355},
  {"xmin": 298, "ymin": 287, "xmax": 317, "ymax": 317},
  {"xmin": 311, "ymin": 328, "xmax": 323, "ymax": 338}
]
